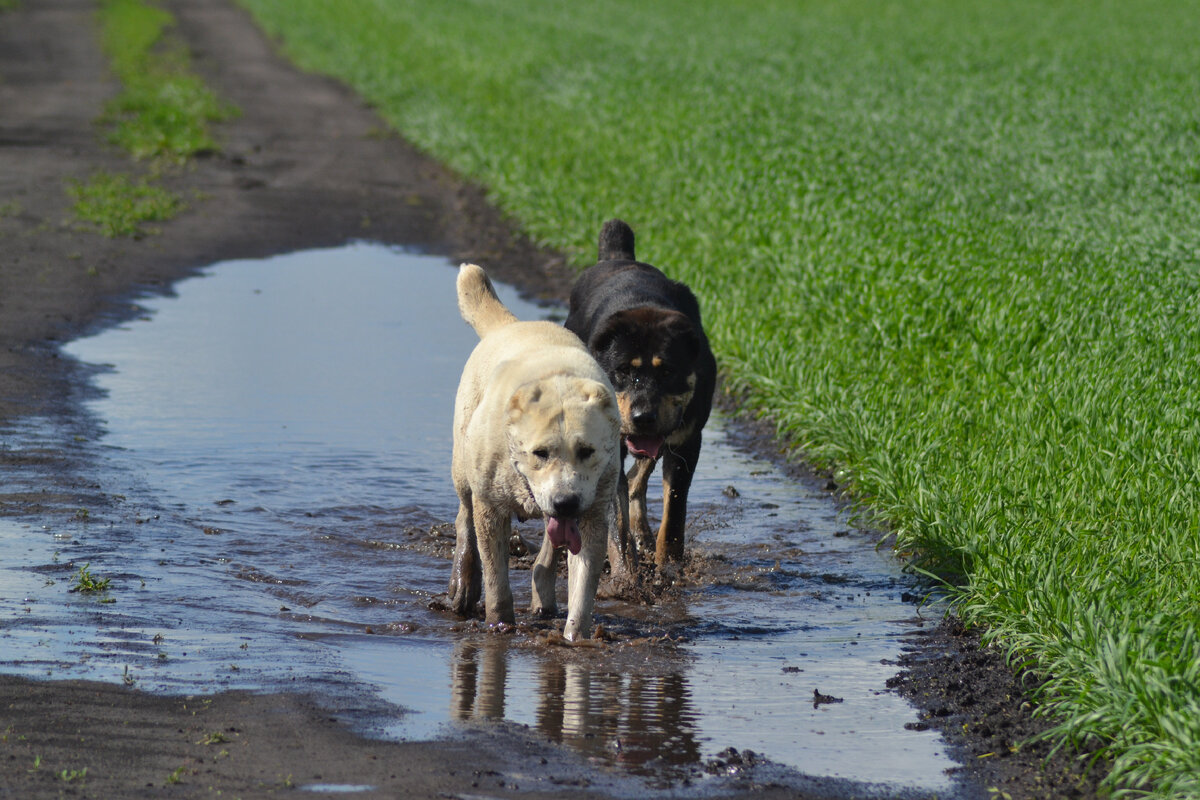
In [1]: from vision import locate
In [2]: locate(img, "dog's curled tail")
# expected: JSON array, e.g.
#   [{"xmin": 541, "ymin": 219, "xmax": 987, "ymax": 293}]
[{"xmin": 457, "ymin": 263, "xmax": 518, "ymax": 338}]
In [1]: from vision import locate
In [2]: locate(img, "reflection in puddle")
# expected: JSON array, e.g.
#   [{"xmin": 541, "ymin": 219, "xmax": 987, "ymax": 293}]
[
  {"xmin": 0, "ymin": 243, "xmax": 955, "ymax": 793},
  {"xmin": 449, "ymin": 638, "xmax": 702, "ymax": 771}
]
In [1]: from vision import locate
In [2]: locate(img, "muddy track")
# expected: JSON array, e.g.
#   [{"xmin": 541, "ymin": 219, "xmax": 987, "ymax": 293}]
[{"xmin": 0, "ymin": 1, "xmax": 1107, "ymax": 797}]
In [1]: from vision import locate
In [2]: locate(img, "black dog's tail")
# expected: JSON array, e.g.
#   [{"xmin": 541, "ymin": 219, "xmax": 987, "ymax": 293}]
[{"xmin": 598, "ymin": 218, "xmax": 637, "ymax": 261}]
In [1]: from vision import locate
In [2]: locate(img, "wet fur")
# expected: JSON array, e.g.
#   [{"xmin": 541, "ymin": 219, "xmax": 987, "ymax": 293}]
[
  {"xmin": 564, "ymin": 220, "xmax": 716, "ymax": 568},
  {"xmin": 448, "ymin": 263, "xmax": 621, "ymax": 641}
]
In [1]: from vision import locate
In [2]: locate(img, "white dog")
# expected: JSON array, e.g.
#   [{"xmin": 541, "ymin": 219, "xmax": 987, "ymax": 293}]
[{"xmin": 447, "ymin": 263, "xmax": 620, "ymax": 641}]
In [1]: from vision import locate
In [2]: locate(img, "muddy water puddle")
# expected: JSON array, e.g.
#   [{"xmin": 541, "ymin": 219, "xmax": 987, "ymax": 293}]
[{"xmin": 0, "ymin": 243, "xmax": 955, "ymax": 794}]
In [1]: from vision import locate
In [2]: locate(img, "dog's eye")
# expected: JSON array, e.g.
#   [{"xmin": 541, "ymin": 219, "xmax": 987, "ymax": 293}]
[
  {"xmin": 532, "ymin": 448, "xmax": 550, "ymax": 461},
  {"xmin": 577, "ymin": 445, "xmax": 595, "ymax": 460}
]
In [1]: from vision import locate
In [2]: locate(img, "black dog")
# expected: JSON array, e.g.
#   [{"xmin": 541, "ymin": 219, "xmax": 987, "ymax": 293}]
[{"xmin": 565, "ymin": 219, "xmax": 716, "ymax": 570}]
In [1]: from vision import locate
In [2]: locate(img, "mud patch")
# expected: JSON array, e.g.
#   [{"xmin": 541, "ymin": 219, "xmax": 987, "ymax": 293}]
[{"xmin": 3, "ymin": 243, "xmax": 954, "ymax": 793}]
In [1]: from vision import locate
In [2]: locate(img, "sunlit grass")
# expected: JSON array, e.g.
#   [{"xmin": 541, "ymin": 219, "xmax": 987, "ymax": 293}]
[
  {"xmin": 68, "ymin": 171, "xmax": 181, "ymax": 237},
  {"xmin": 235, "ymin": 1, "xmax": 1200, "ymax": 796},
  {"xmin": 98, "ymin": 0, "xmax": 235, "ymax": 162}
]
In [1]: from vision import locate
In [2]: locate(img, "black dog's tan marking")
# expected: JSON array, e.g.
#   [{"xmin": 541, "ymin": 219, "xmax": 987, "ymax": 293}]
[{"xmin": 565, "ymin": 219, "xmax": 716, "ymax": 569}]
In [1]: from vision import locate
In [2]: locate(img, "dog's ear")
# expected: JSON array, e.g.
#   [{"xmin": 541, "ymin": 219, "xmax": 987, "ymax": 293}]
[
  {"xmin": 578, "ymin": 379, "xmax": 614, "ymax": 409},
  {"xmin": 577, "ymin": 380, "xmax": 620, "ymax": 432},
  {"xmin": 587, "ymin": 314, "xmax": 631, "ymax": 358},
  {"xmin": 508, "ymin": 383, "xmax": 543, "ymax": 423},
  {"xmin": 659, "ymin": 311, "xmax": 702, "ymax": 363}
]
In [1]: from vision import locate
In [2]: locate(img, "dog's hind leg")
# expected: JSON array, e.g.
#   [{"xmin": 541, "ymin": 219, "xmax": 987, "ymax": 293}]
[
  {"xmin": 656, "ymin": 433, "xmax": 702, "ymax": 564},
  {"xmin": 474, "ymin": 501, "xmax": 516, "ymax": 625},
  {"xmin": 530, "ymin": 534, "xmax": 560, "ymax": 617},
  {"xmin": 448, "ymin": 495, "xmax": 482, "ymax": 615}
]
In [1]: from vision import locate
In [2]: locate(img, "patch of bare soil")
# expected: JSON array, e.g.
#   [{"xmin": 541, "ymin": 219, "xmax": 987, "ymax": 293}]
[
  {"xmin": 891, "ymin": 618, "xmax": 1109, "ymax": 799},
  {"xmin": 0, "ymin": 1, "xmax": 1109, "ymax": 797}
]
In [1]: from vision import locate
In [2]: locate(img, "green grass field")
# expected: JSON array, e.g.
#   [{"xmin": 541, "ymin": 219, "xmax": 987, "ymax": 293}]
[{"xmin": 235, "ymin": 2, "xmax": 1200, "ymax": 796}]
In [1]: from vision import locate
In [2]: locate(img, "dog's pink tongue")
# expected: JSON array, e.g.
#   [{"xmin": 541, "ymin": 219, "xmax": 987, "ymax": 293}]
[
  {"xmin": 626, "ymin": 435, "xmax": 664, "ymax": 460},
  {"xmin": 545, "ymin": 516, "xmax": 582, "ymax": 555}
]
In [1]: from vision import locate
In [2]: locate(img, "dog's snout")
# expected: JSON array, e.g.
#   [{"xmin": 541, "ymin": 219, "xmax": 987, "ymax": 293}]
[
  {"xmin": 551, "ymin": 494, "xmax": 582, "ymax": 518},
  {"xmin": 632, "ymin": 407, "xmax": 657, "ymax": 427}
]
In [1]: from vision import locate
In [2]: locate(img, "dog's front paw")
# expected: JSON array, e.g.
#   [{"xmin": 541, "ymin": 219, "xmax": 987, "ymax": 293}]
[
  {"xmin": 563, "ymin": 616, "xmax": 590, "ymax": 642},
  {"xmin": 628, "ymin": 505, "xmax": 655, "ymax": 553}
]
